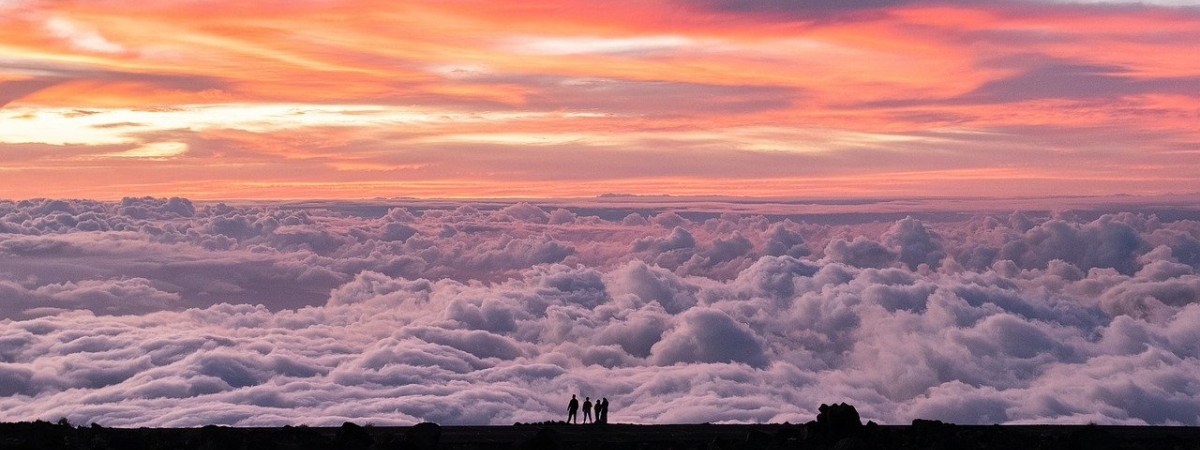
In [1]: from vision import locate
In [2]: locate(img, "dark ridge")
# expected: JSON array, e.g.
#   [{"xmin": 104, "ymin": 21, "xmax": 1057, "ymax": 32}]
[{"xmin": 2, "ymin": 419, "xmax": 1199, "ymax": 449}]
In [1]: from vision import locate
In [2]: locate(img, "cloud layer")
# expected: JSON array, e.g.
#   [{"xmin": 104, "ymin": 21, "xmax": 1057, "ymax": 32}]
[{"xmin": 1, "ymin": 197, "xmax": 1199, "ymax": 426}]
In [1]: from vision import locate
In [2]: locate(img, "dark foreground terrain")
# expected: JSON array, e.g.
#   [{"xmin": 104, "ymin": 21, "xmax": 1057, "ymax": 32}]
[{"xmin": 3, "ymin": 420, "xmax": 1199, "ymax": 450}]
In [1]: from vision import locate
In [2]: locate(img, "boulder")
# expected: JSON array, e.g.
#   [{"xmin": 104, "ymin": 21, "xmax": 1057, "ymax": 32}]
[
  {"xmin": 404, "ymin": 422, "xmax": 441, "ymax": 450},
  {"xmin": 811, "ymin": 402, "xmax": 864, "ymax": 442},
  {"xmin": 333, "ymin": 422, "xmax": 373, "ymax": 450}
]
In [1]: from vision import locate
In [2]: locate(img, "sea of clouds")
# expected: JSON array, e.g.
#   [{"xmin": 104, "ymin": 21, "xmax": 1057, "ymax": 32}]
[{"xmin": 1, "ymin": 196, "xmax": 1198, "ymax": 426}]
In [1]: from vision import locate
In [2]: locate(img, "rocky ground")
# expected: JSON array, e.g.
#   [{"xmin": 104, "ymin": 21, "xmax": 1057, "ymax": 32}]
[{"xmin": 2, "ymin": 404, "xmax": 1198, "ymax": 450}]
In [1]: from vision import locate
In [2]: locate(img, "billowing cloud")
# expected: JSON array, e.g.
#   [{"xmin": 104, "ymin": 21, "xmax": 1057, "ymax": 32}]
[
  {"xmin": 1, "ymin": 197, "xmax": 1199, "ymax": 426},
  {"xmin": 649, "ymin": 308, "xmax": 769, "ymax": 368},
  {"xmin": 824, "ymin": 236, "xmax": 897, "ymax": 268}
]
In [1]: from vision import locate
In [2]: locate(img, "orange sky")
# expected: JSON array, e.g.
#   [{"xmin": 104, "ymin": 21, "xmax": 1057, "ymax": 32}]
[{"xmin": 1, "ymin": 0, "xmax": 1198, "ymax": 199}]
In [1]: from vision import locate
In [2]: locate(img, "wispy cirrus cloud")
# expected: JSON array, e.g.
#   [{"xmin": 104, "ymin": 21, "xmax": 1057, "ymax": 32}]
[{"xmin": 0, "ymin": 0, "xmax": 1198, "ymax": 198}]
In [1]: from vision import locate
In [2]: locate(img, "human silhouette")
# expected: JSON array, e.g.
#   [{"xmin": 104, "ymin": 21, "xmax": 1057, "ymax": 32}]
[
  {"xmin": 599, "ymin": 398, "xmax": 609, "ymax": 424},
  {"xmin": 567, "ymin": 395, "xmax": 579, "ymax": 424},
  {"xmin": 582, "ymin": 397, "xmax": 593, "ymax": 424}
]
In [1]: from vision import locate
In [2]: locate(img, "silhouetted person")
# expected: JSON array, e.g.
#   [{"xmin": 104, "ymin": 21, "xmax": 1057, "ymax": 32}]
[
  {"xmin": 599, "ymin": 398, "xmax": 609, "ymax": 423},
  {"xmin": 582, "ymin": 397, "xmax": 593, "ymax": 423},
  {"xmin": 567, "ymin": 395, "xmax": 579, "ymax": 424}
]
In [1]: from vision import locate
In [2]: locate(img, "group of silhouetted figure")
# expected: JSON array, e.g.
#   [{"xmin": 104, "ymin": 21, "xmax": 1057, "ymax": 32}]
[{"xmin": 566, "ymin": 394, "xmax": 609, "ymax": 424}]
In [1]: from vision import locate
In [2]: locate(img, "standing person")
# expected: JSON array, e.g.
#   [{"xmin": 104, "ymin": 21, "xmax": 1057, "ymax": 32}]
[
  {"xmin": 599, "ymin": 398, "xmax": 609, "ymax": 423},
  {"xmin": 567, "ymin": 394, "xmax": 579, "ymax": 424},
  {"xmin": 582, "ymin": 397, "xmax": 593, "ymax": 424}
]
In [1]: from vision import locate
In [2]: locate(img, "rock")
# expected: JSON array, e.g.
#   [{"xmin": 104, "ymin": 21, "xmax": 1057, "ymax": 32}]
[
  {"xmin": 404, "ymin": 422, "xmax": 441, "ymax": 450},
  {"xmin": 811, "ymin": 402, "xmax": 864, "ymax": 443},
  {"xmin": 334, "ymin": 422, "xmax": 374, "ymax": 450}
]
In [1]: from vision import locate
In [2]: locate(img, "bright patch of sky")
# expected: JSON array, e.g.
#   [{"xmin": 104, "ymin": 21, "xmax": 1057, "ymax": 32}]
[
  {"xmin": 504, "ymin": 35, "xmax": 698, "ymax": 55},
  {"xmin": 0, "ymin": 104, "xmax": 597, "ymax": 146},
  {"xmin": 43, "ymin": 17, "xmax": 126, "ymax": 54}
]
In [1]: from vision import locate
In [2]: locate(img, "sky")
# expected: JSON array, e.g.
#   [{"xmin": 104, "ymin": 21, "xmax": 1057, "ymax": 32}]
[
  {"xmin": 3, "ymin": 0, "xmax": 1200, "ymax": 429},
  {"xmin": 1, "ymin": 0, "xmax": 1199, "ymax": 199}
]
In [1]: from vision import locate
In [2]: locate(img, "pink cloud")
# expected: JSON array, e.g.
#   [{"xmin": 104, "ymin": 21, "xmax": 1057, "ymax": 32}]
[{"xmin": 1, "ymin": 197, "xmax": 1199, "ymax": 426}]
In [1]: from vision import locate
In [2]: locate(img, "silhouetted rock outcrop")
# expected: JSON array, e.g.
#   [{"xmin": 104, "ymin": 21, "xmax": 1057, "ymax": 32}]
[
  {"xmin": 333, "ymin": 422, "xmax": 373, "ymax": 450},
  {"xmin": 807, "ymin": 402, "xmax": 864, "ymax": 444},
  {"xmin": 401, "ymin": 422, "xmax": 441, "ymax": 450}
]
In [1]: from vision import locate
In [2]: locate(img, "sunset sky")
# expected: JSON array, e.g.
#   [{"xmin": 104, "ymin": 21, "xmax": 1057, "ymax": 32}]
[
  {"xmin": 2, "ymin": 0, "xmax": 1199, "ymax": 199},
  {"xmin": 5, "ymin": 1, "xmax": 1200, "ymax": 426}
]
